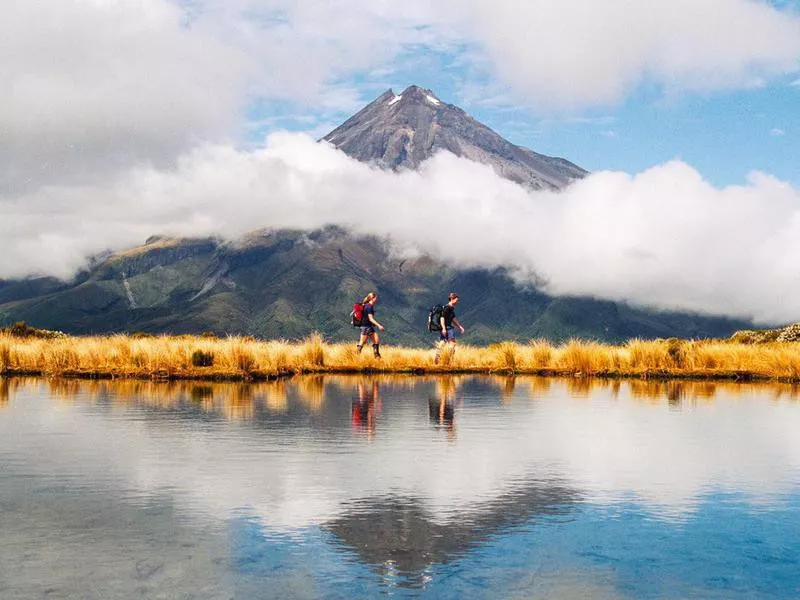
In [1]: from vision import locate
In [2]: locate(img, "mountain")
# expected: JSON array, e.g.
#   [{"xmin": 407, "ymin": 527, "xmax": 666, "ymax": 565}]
[
  {"xmin": 323, "ymin": 85, "xmax": 587, "ymax": 190},
  {"xmin": 0, "ymin": 86, "xmax": 754, "ymax": 342},
  {"xmin": 0, "ymin": 227, "xmax": 748, "ymax": 344}
]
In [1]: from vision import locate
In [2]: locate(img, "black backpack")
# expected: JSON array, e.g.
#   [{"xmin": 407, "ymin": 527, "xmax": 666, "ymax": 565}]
[{"xmin": 427, "ymin": 304, "xmax": 444, "ymax": 332}]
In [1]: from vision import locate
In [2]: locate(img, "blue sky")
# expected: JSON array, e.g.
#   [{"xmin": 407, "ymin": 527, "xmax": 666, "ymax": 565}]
[{"xmin": 248, "ymin": 31, "xmax": 800, "ymax": 188}]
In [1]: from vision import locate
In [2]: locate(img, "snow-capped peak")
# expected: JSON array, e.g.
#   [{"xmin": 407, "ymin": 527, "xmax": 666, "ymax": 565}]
[{"xmin": 425, "ymin": 93, "xmax": 440, "ymax": 106}]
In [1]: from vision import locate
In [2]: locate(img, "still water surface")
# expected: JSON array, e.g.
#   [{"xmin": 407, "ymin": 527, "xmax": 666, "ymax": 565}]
[{"xmin": 1, "ymin": 376, "xmax": 800, "ymax": 599}]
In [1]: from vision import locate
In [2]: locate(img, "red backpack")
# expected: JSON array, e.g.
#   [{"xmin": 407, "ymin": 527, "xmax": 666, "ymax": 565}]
[{"xmin": 351, "ymin": 302, "xmax": 365, "ymax": 327}]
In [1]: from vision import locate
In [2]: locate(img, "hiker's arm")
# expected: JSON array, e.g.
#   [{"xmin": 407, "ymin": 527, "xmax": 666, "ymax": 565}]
[
  {"xmin": 440, "ymin": 316, "xmax": 446, "ymax": 331},
  {"xmin": 368, "ymin": 313, "xmax": 384, "ymax": 330},
  {"xmin": 453, "ymin": 317, "xmax": 465, "ymax": 333}
]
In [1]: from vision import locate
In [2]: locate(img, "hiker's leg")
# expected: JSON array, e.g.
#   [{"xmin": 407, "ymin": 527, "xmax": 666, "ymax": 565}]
[
  {"xmin": 357, "ymin": 332, "xmax": 367, "ymax": 352},
  {"xmin": 447, "ymin": 340, "xmax": 457, "ymax": 360},
  {"xmin": 434, "ymin": 333, "xmax": 447, "ymax": 363},
  {"xmin": 369, "ymin": 332, "xmax": 381, "ymax": 358}
]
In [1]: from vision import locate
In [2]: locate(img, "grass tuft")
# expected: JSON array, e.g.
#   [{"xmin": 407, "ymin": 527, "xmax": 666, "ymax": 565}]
[{"xmin": 191, "ymin": 349, "xmax": 215, "ymax": 368}]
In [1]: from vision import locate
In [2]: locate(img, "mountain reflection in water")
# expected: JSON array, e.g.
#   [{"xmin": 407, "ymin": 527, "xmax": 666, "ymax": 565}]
[
  {"xmin": 326, "ymin": 482, "xmax": 578, "ymax": 587},
  {"xmin": 2, "ymin": 374, "xmax": 800, "ymax": 598}
]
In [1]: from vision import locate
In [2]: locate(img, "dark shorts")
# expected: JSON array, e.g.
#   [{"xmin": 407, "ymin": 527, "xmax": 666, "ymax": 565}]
[
  {"xmin": 440, "ymin": 327, "xmax": 456, "ymax": 341},
  {"xmin": 360, "ymin": 325, "xmax": 376, "ymax": 336}
]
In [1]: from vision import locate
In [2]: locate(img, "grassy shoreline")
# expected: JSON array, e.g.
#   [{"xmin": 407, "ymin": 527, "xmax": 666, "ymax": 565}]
[{"xmin": 3, "ymin": 332, "xmax": 800, "ymax": 383}]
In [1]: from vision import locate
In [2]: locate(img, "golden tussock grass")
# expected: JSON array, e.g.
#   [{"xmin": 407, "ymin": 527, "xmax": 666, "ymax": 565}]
[{"xmin": 3, "ymin": 333, "xmax": 800, "ymax": 382}]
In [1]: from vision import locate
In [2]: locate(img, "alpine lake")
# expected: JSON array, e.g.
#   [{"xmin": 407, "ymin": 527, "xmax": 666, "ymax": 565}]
[{"xmin": 1, "ymin": 374, "xmax": 799, "ymax": 599}]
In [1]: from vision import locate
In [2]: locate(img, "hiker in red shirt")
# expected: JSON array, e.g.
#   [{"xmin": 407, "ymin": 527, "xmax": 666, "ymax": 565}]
[{"xmin": 356, "ymin": 292, "xmax": 385, "ymax": 359}]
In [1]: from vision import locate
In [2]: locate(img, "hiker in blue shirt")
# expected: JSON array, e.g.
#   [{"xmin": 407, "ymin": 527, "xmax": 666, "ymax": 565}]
[
  {"xmin": 434, "ymin": 292, "xmax": 465, "ymax": 364},
  {"xmin": 357, "ymin": 292, "xmax": 385, "ymax": 359}
]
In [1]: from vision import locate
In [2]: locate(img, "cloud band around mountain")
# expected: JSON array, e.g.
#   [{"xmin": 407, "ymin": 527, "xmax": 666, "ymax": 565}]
[{"xmin": 3, "ymin": 132, "xmax": 799, "ymax": 324}]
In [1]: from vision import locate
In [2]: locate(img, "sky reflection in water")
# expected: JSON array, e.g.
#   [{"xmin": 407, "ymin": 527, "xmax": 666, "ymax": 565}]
[{"xmin": 1, "ymin": 375, "xmax": 799, "ymax": 599}]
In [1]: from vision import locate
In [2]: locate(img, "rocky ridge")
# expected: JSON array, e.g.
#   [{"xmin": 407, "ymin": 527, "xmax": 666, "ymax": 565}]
[{"xmin": 323, "ymin": 85, "xmax": 587, "ymax": 190}]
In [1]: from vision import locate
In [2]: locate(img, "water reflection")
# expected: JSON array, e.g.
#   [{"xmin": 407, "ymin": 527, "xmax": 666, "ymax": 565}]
[
  {"xmin": 351, "ymin": 379, "xmax": 381, "ymax": 438},
  {"xmin": 500, "ymin": 375, "xmax": 516, "ymax": 401},
  {"xmin": 326, "ymin": 479, "xmax": 578, "ymax": 588},
  {"xmin": 0, "ymin": 377, "xmax": 9, "ymax": 406},
  {"xmin": 429, "ymin": 377, "xmax": 459, "ymax": 438},
  {"xmin": 0, "ymin": 376, "xmax": 31, "ymax": 408},
  {"xmin": 2, "ymin": 374, "xmax": 800, "ymax": 598},
  {"xmin": 296, "ymin": 375, "xmax": 325, "ymax": 413},
  {"xmin": 1, "ymin": 374, "xmax": 799, "ymax": 418}
]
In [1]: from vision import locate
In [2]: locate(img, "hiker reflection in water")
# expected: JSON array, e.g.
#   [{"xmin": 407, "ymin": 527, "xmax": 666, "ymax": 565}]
[
  {"xmin": 357, "ymin": 292, "xmax": 385, "ymax": 359},
  {"xmin": 352, "ymin": 380, "xmax": 381, "ymax": 438},
  {"xmin": 429, "ymin": 377, "xmax": 459, "ymax": 440},
  {"xmin": 434, "ymin": 292, "xmax": 465, "ymax": 364}
]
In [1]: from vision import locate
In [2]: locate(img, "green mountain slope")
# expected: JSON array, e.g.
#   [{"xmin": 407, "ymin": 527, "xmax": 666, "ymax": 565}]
[{"xmin": 0, "ymin": 228, "xmax": 750, "ymax": 344}]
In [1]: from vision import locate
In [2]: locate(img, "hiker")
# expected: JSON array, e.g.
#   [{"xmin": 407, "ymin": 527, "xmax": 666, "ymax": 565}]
[
  {"xmin": 357, "ymin": 292, "xmax": 385, "ymax": 359},
  {"xmin": 434, "ymin": 292, "xmax": 465, "ymax": 364}
]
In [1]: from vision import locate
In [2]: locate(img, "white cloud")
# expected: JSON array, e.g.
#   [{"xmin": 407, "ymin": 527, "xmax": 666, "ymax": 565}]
[
  {"xmin": 0, "ymin": 0, "xmax": 246, "ymax": 190},
  {"xmin": 771, "ymin": 128, "xmax": 787, "ymax": 136},
  {"xmin": 440, "ymin": 0, "xmax": 800, "ymax": 109},
  {"xmin": 4, "ymin": 133, "xmax": 800, "ymax": 324},
  {"xmin": 0, "ymin": 0, "xmax": 446, "ymax": 192}
]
